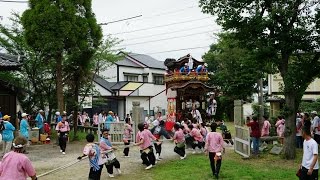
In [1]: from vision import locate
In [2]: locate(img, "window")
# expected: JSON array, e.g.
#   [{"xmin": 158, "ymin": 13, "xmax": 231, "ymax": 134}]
[
  {"xmin": 124, "ymin": 75, "xmax": 138, "ymax": 82},
  {"xmin": 153, "ymin": 75, "xmax": 164, "ymax": 85},
  {"xmin": 149, "ymin": 110, "xmax": 154, "ymax": 116},
  {"xmin": 143, "ymin": 76, "xmax": 148, "ymax": 83}
]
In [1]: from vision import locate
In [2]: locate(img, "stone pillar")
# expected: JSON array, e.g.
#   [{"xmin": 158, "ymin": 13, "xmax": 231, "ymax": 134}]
[
  {"xmin": 132, "ymin": 101, "xmax": 144, "ymax": 138},
  {"xmin": 234, "ymin": 100, "xmax": 243, "ymax": 126}
]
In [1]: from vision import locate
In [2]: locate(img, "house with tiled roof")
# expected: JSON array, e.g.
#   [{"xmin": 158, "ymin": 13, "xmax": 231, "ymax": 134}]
[
  {"xmin": 91, "ymin": 52, "xmax": 167, "ymax": 120},
  {"xmin": 0, "ymin": 53, "xmax": 22, "ymax": 122}
]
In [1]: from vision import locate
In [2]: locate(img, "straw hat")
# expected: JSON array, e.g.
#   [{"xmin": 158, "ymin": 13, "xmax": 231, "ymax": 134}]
[
  {"xmin": 108, "ymin": 111, "xmax": 114, "ymax": 114},
  {"xmin": 3, "ymin": 115, "xmax": 10, "ymax": 120}
]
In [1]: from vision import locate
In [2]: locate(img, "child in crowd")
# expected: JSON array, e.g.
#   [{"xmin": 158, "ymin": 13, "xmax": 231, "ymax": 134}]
[
  {"xmin": 135, "ymin": 123, "xmax": 158, "ymax": 170},
  {"xmin": 123, "ymin": 118, "xmax": 133, "ymax": 157},
  {"xmin": 204, "ymin": 123, "xmax": 224, "ymax": 179},
  {"xmin": 173, "ymin": 123, "xmax": 186, "ymax": 160},
  {"xmin": 188, "ymin": 124, "xmax": 204, "ymax": 154},
  {"xmin": 200, "ymin": 123, "xmax": 208, "ymax": 141},
  {"xmin": 100, "ymin": 129, "xmax": 121, "ymax": 178},
  {"xmin": 150, "ymin": 120, "xmax": 172, "ymax": 161},
  {"xmin": 182, "ymin": 118, "xmax": 193, "ymax": 148},
  {"xmin": 275, "ymin": 116, "xmax": 285, "ymax": 144},
  {"xmin": 78, "ymin": 134, "xmax": 106, "ymax": 180}
]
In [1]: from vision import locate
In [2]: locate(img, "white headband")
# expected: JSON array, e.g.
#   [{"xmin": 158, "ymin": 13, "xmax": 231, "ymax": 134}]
[{"xmin": 13, "ymin": 143, "xmax": 24, "ymax": 148}]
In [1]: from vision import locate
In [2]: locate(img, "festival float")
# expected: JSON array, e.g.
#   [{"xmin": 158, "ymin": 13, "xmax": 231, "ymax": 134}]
[{"xmin": 164, "ymin": 54, "xmax": 217, "ymax": 124}]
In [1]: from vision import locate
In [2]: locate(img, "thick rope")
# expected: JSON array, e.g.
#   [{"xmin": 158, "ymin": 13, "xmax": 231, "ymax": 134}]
[{"xmin": 37, "ymin": 156, "xmax": 88, "ymax": 178}]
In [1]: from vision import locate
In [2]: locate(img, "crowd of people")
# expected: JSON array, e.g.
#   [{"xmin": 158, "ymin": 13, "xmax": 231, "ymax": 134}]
[
  {"xmin": 245, "ymin": 111, "xmax": 319, "ymax": 179},
  {"xmin": 75, "ymin": 108, "xmax": 226, "ymax": 180},
  {"xmin": 2, "ymin": 106, "xmax": 318, "ymax": 179}
]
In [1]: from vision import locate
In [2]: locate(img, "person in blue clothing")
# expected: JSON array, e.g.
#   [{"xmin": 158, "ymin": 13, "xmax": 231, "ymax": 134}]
[
  {"xmin": 20, "ymin": 113, "xmax": 29, "ymax": 140},
  {"xmin": 105, "ymin": 111, "xmax": 114, "ymax": 130},
  {"xmin": 20, "ymin": 113, "xmax": 30, "ymax": 154},
  {"xmin": 179, "ymin": 63, "xmax": 190, "ymax": 75},
  {"xmin": 2, "ymin": 115, "xmax": 15, "ymax": 155},
  {"xmin": 35, "ymin": 110, "xmax": 45, "ymax": 134},
  {"xmin": 55, "ymin": 112, "xmax": 62, "ymax": 123},
  {"xmin": 196, "ymin": 63, "xmax": 208, "ymax": 74}
]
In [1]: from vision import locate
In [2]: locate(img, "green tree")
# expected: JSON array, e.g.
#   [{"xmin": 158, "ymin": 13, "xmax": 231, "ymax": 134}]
[
  {"xmin": 299, "ymin": 99, "xmax": 320, "ymax": 113},
  {"xmin": 203, "ymin": 33, "xmax": 269, "ymax": 120},
  {"xmin": 200, "ymin": 0, "xmax": 320, "ymax": 159},
  {"xmin": 21, "ymin": 0, "xmax": 102, "ymax": 113},
  {"xmin": 0, "ymin": 14, "xmax": 57, "ymax": 117}
]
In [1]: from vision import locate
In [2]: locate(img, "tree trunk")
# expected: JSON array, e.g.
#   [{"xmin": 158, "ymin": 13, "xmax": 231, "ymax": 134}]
[
  {"xmin": 72, "ymin": 76, "xmax": 80, "ymax": 141},
  {"xmin": 283, "ymin": 93, "xmax": 297, "ymax": 159},
  {"xmin": 56, "ymin": 53, "xmax": 65, "ymax": 112},
  {"xmin": 48, "ymin": 105, "xmax": 52, "ymax": 123}
]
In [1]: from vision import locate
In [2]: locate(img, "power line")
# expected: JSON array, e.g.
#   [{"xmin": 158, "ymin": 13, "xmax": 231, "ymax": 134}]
[
  {"xmin": 118, "ymin": 30, "xmax": 217, "ymax": 47},
  {"xmin": 99, "ymin": 15, "xmax": 142, "ymax": 25},
  {"xmin": 0, "ymin": 0, "xmax": 27, "ymax": 3},
  {"xmin": 110, "ymin": 16, "xmax": 212, "ymax": 35},
  {"xmin": 132, "ymin": 5, "xmax": 197, "ymax": 21},
  {"xmin": 146, "ymin": 46, "xmax": 211, "ymax": 55},
  {"xmin": 120, "ymin": 25, "xmax": 219, "ymax": 41}
]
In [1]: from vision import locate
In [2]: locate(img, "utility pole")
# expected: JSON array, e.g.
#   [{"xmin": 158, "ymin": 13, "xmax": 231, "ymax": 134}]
[{"xmin": 258, "ymin": 78, "xmax": 264, "ymax": 129}]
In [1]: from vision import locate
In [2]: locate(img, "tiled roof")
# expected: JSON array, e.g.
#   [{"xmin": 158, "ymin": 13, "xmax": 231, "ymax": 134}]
[
  {"xmin": 94, "ymin": 75, "xmax": 114, "ymax": 92},
  {"xmin": 94, "ymin": 75, "xmax": 129, "ymax": 92},
  {"xmin": 115, "ymin": 56, "xmax": 143, "ymax": 68},
  {"xmin": 110, "ymin": 81, "xmax": 128, "ymax": 90},
  {"xmin": 0, "ymin": 53, "xmax": 22, "ymax": 69},
  {"xmin": 128, "ymin": 53, "xmax": 166, "ymax": 70},
  {"xmin": 116, "ymin": 52, "xmax": 165, "ymax": 70}
]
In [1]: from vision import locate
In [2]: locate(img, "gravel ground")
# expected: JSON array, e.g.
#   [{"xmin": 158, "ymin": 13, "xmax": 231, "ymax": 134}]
[
  {"xmin": 23, "ymin": 141, "xmax": 181, "ymax": 180},
  {"xmin": 1, "ymin": 140, "xmax": 233, "ymax": 180}
]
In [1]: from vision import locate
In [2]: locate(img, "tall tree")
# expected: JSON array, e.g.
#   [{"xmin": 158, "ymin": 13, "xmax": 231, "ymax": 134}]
[
  {"xmin": 0, "ymin": 14, "xmax": 57, "ymax": 115},
  {"xmin": 200, "ymin": 0, "xmax": 320, "ymax": 159},
  {"xmin": 64, "ymin": 38, "xmax": 121, "ymax": 140},
  {"xmin": 203, "ymin": 33, "xmax": 270, "ymax": 121},
  {"xmin": 21, "ymin": 0, "xmax": 102, "ymax": 112}
]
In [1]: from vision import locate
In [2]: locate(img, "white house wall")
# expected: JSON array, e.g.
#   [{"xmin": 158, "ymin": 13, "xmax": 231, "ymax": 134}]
[
  {"xmin": 100, "ymin": 65, "xmax": 117, "ymax": 82},
  {"xmin": 118, "ymin": 66, "xmax": 145, "ymax": 81},
  {"xmin": 93, "ymin": 82, "xmax": 112, "ymax": 96},
  {"xmin": 268, "ymin": 73, "xmax": 320, "ymax": 100},
  {"xmin": 125, "ymin": 92, "xmax": 167, "ymax": 116},
  {"xmin": 137, "ymin": 84, "xmax": 165, "ymax": 96},
  {"xmin": 118, "ymin": 66, "xmax": 165, "ymax": 82}
]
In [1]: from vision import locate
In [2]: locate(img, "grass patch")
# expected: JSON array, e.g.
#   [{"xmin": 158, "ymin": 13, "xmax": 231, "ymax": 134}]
[
  {"xmin": 147, "ymin": 149, "xmax": 301, "ymax": 180},
  {"xmin": 50, "ymin": 129, "xmax": 98, "ymax": 142}
]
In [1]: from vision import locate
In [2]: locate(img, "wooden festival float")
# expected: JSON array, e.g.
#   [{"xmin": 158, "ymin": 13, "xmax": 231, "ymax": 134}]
[{"xmin": 164, "ymin": 54, "xmax": 216, "ymax": 124}]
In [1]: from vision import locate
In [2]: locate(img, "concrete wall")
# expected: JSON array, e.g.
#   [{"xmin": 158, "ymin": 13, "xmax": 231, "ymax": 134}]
[{"xmin": 268, "ymin": 73, "xmax": 320, "ymax": 99}]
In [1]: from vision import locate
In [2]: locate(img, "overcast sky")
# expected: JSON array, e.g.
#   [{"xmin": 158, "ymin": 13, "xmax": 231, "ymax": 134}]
[{"xmin": 0, "ymin": 0, "xmax": 221, "ymax": 61}]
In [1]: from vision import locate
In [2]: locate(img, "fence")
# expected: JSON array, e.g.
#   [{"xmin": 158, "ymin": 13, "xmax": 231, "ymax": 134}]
[
  {"xmin": 234, "ymin": 125, "xmax": 251, "ymax": 158},
  {"xmin": 107, "ymin": 122, "xmax": 135, "ymax": 143},
  {"xmin": 50, "ymin": 122, "xmax": 135, "ymax": 144}
]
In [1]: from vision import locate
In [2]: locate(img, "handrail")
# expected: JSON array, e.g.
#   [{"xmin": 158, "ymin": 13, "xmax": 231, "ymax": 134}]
[{"xmin": 164, "ymin": 72, "xmax": 209, "ymax": 82}]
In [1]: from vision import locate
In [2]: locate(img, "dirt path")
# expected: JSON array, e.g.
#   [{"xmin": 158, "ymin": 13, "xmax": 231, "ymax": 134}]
[
  {"xmin": 2, "ymin": 140, "xmax": 233, "ymax": 180},
  {"xmin": 24, "ymin": 141, "xmax": 180, "ymax": 180}
]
